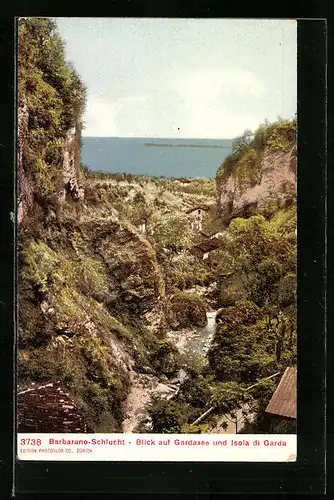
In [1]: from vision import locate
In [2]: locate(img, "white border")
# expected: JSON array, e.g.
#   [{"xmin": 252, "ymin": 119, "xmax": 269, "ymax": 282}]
[{"xmin": 18, "ymin": 433, "xmax": 297, "ymax": 462}]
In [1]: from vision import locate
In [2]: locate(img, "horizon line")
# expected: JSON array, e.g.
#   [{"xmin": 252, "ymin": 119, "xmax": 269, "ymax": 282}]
[{"xmin": 81, "ymin": 135, "xmax": 236, "ymax": 140}]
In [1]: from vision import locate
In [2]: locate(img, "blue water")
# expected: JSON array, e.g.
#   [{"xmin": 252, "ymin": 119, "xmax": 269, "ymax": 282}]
[{"xmin": 81, "ymin": 137, "xmax": 233, "ymax": 179}]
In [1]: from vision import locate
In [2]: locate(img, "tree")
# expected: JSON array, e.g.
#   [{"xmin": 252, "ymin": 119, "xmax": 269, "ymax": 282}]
[
  {"xmin": 148, "ymin": 211, "xmax": 195, "ymax": 259},
  {"xmin": 149, "ymin": 398, "xmax": 188, "ymax": 433},
  {"xmin": 232, "ymin": 129, "xmax": 253, "ymax": 156}
]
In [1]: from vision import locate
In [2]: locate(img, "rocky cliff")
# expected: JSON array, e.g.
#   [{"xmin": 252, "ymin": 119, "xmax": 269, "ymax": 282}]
[
  {"xmin": 59, "ymin": 125, "xmax": 84, "ymax": 204},
  {"xmin": 216, "ymin": 122, "xmax": 296, "ymax": 223},
  {"xmin": 206, "ymin": 122, "xmax": 297, "ymax": 426},
  {"xmin": 18, "ymin": 115, "xmax": 83, "ymax": 224}
]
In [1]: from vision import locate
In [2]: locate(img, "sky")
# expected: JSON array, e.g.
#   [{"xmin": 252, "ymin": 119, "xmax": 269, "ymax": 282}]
[{"xmin": 55, "ymin": 18, "xmax": 297, "ymax": 139}]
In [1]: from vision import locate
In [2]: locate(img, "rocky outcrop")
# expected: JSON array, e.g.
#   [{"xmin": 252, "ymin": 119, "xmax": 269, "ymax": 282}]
[
  {"xmin": 17, "ymin": 112, "xmax": 83, "ymax": 224},
  {"xmin": 167, "ymin": 292, "xmax": 207, "ymax": 330},
  {"xmin": 59, "ymin": 124, "xmax": 84, "ymax": 204},
  {"xmin": 82, "ymin": 216, "xmax": 166, "ymax": 335},
  {"xmin": 217, "ymin": 145, "xmax": 296, "ymax": 222}
]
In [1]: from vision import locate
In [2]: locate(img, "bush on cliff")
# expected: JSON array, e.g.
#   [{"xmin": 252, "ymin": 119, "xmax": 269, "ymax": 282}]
[
  {"xmin": 165, "ymin": 252, "xmax": 215, "ymax": 292},
  {"xmin": 148, "ymin": 339, "xmax": 179, "ymax": 376},
  {"xmin": 17, "ymin": 217, "xmax": 167, "ymax": 431},
  {"xmin": 148, "ymin": 211, "xmax": 195, "ymax": 259}
]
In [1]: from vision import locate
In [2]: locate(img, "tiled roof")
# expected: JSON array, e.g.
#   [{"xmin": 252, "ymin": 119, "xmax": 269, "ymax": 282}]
[
  {"xmin": 265, "ymin": 366, "xmax": 297, "ymax": 419},
  {"xmin": 193, "ymin": 240, "xmax": 221, "ymax": 253},
  {"xmin": 17, "ymin": 382, "xmax": 92, "ymax": 433},
  {"xmin": 185, "ymin": 204, "xmax": 210, "ymax": 214}
]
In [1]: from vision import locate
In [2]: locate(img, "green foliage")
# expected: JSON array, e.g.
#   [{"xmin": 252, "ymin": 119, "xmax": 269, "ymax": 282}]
[
  {"xmin": 165, "ymin": 252, "xmax": 215, "ymax": 292},
  {"xmin": 210, "ymin": 381, "xmax": 245, "ymax": 413},
  {"xmin": 127, "ymin": 200, "xmax": 153, "ymax": 226},
  {"xmin": 148, "ymin": 339, "xmax": 179, "ymax": 376},
  {"xmin": 149, "ymin": 211, "xmax": 195, "ymax": 255},
  {"xmin": 21, "ymin": 240, "xmax": 62, "ymax": 295},
  {"xmin": 20, "ymin": 236, "xmax": 110, "ymax": 304},
  {"xmin": 224, "ymin": 214, "xmax": 296, "ymax": 307},
  {"xmin": 149, "ymin": 398, "xmax": 189, "ymax": 433},
  {"xmin": 18, "ymin": 343, "xmax": 128, "ymax": 431},
  {"xmin": 180, "ymin": 422, "xmax": 211, "ymax": 434},
  {"xmin": 209, "ymin": 297, "xmax": 296, "ymax": 385},
  {"xmin": 85, "ymin": 170, "xmax": 216, "ymax": 189},
  {"xmin": 278, "ymin": 273, "xmax": 296, "ymax": 308},
  {"xmin": 235, "ymin": 148, "xmax": 262, "ymax": 189},
  {"xmin": 229, "ymin": 129, "xmax": 254, "ymax": 168},
  {"xmin": 18, "ymin": 223, "xmax": 161, "ymax": 431},
  {"xmin": 178, "ymin": 353, "xmax": 208, "ymax": 376},
  {"xmin": 176, "ymin": 375, "xmax": 212, "ymax": 409}
]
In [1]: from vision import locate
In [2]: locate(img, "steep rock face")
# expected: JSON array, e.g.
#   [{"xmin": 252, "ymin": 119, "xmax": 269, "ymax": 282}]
[
  {"xmin": 59, "ymin": 125, "xmax": 84, "ymax": 204},
  {"xmin": 217, "ymin": 145, "xmax": 296, "ymax": 222},
  {"xmin": 83, "ymin": 216, "xmax": 166, "ymax": 335},
  {"xmin": 18, "ymin": 211, "xmax": 168, "ymax": 431},
  {"xmin": 17, "ymin": 98, "xmax": 34, "ymax": 224},
  {"xmin": 18, "ymin": 119, "xmax": 83, "ymax": 224}
]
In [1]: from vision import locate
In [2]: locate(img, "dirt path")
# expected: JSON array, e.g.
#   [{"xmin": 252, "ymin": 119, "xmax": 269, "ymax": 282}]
[
  {"xmin": 122, "ymin": 372, "xmax": 180, "ymax": 433},
  {"xmin": 122, "ymin": 373, "xmax": 154, "ymax": 433}
]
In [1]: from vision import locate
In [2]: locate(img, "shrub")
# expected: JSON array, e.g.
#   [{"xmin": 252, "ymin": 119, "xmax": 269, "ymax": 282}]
[
  {"xmin": 176, "ymin": 376, "xmax": 212, "ymax": 408},
  {"xmin": 216, "ymin": 119, "xmax": 296, "ymax": 182},
  {"xmin": 148, "ymin": 339, "xmax": 179, "ymax": 376},
  {"xmin": 149, "ymin": 398, "xmax": 189, "ymax": 433},
  {"xmin": 168, "ymin": 292, "xmax": 207, "ymax": 329},
  {"xmin": 278, "ymin": 273, "xmax": 296, "ymax": 308}
]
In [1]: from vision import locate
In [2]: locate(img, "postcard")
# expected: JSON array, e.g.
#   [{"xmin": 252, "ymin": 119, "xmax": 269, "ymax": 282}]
[{"xmin": 16, "ymin": 17, "xmax": 297, "ymax": 462}]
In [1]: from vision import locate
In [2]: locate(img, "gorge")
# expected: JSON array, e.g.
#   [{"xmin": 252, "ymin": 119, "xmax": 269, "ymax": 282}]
[{"xmin": 17, "ymin": 18, "xmax": 297, "ymax": 436}]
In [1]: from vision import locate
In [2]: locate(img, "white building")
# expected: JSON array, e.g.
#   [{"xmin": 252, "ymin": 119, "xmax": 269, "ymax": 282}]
[{"xmin": 186, "ymin": 205, "xmax": 209, "ymax": 232}]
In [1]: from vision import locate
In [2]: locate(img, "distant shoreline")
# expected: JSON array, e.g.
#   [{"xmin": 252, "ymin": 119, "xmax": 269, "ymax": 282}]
[{"xmin": 145, "ymin": 143, "xmax": 231, "ymax": 149}]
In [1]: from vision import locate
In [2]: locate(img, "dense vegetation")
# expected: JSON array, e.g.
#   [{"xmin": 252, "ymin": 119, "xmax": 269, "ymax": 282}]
[
  {"xmin": 83, "ymin": 168, "xmax": 217, "ymax": 197},
  {"xmin": 148, "ymin": 208, "xmax": 296, "ymax": 433}
]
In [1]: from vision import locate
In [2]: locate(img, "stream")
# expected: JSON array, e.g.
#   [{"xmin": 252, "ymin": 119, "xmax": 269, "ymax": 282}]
[
  {"xmin": 179, "ymin": 310, "xmax": 217, "ymax": 357},
  {"xmin": 123, "ymin": 311, "xmax": 217, "ymax": 433}
]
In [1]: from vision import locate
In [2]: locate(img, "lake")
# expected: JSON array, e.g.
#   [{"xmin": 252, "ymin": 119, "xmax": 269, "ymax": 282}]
[{"xmin": 81, "ymin": 137, "xmax": 233, "ymax": 179}]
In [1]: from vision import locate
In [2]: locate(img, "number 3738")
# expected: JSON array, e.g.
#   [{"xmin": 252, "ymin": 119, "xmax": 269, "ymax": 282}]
[{"xmin": 20, "ymin": 438, "xmax": 42, "ymax": 446}]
